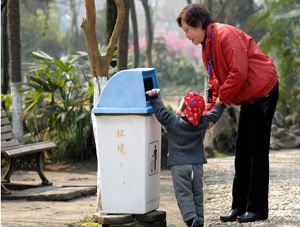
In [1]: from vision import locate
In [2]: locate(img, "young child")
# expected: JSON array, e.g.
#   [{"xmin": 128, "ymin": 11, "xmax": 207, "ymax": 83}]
[{"xmin": 148, "ymin": 89, "xmax": 225, "ymax": 227}]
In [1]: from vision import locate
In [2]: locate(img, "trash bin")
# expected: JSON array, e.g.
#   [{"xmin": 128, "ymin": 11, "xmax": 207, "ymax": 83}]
[{"xmin": 92, "ymin": 68, "xmax": 161, "ymax": 214}]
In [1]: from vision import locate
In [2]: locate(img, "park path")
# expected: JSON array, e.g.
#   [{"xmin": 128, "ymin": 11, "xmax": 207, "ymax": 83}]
[{"xmin": 1, "ymin": 149, "xmax": 300, "ymax": 227}]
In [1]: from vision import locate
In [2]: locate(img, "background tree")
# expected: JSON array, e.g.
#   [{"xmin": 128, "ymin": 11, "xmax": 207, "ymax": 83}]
[
  {"xmin": 203, "ymin": 0, "xmax": 212, "ymax": 13},
  {"xmin": 196, "ymin": 0, "xmax": 263, "ymax": 42},
  {"xmin": 8, "ymin": 0, "xmax": 23, "ymax": 144},
  {"xmin": 249, "ymin": 0, "xmax": 300, "ymax": 115},
  {"xmin": 130, "ymin": 0, "xmax": 139, "ymax": 68},
  {"xmin": 141, "ymin": 0, "xmax": 153, "ymax": 67},
  {"xmin": 1, "ymin": 0, "xmax": 9, "ymax": 96},
  {"xmin": 117, "ymin": 0, "xmax": 130, "ymax": 71},
  {"xmin": 105, "ymin": 0, "xmax": 117, "ymax": 45},
  {"xmin": 67, "ymin": 0, "xmax": 79, "ymax": 59},
  {"xmin": 219, "ymin": 0, "xmax": 264, "ymax": 42},
  {"xmin": 80, "ymin": 0, "xmax": 125, "ymax": 211},
  {"xmin": 20, "ymin": 1, "xmax": 63, "ymax": 62}
]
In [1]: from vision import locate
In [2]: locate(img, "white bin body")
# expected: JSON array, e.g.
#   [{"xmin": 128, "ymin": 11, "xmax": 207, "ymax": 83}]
[{"xmin": 96, "ymin": 114, "xmax": 161, "ymax": 214}]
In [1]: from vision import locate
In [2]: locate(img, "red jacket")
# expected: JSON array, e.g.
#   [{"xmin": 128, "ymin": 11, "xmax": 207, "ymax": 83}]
[{"xmin": 202, "ymin": 23, "xmax": 278, "ymax": 112}]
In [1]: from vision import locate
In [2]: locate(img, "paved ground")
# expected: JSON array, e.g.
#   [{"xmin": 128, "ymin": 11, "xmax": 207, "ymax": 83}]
[{"xmin": 1, "ymin": 149, "xmax": 300, "ymax": 227}]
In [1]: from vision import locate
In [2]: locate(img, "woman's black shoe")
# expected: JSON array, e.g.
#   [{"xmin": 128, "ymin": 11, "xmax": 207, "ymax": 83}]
[
  {"xmin": 220, "ymin": 209, "xmax": 244, "ymax": 222},
  {"xmin": 237, "ymin": 212, "xmax": 268, "ymax": 223}
]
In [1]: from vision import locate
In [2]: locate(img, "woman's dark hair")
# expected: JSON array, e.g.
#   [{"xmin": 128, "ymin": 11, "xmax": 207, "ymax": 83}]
[{"xmin": 176, "ymin": 3, "xmax": 214, "ymax": 30}]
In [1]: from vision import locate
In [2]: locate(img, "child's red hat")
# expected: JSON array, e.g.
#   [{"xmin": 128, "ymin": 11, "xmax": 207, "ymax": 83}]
[{"xmin": 184, "ymin": 92, "xmax": 205, "ymax": 127}]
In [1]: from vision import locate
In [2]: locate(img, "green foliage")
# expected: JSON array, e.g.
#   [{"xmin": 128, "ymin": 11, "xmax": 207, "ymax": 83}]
[
  {"xmin": 21, "ymin": 45, "xmax": 118, "ymax": 162},
  {"xmin": 20, "ymin": 1, "xmax": 64, "ymax": 61},
  {"xmin": 19, "ymin": 1, "xmax": 108, "ymax": 63},
  {"xmin": 213, "ymin": 150, "xmax": 235, "ymax": 158},
  {"xmin": 248, "ymin": 0, "xmax": 300, "ymax": 115},
  {"xmin": 22, "ymin": 51, "xmax": 95, "ymax": 161},
  {"xmin": 1, "ymin": 94, "xmax": 12, "ymax": 111},
  {"xmin": 166, "ymin": 105, "xmax": 174, "ymax": 113},
  {"xmin": 69, "ymin": 43, "xmax": 118, "ymax": 79},
  {"xmin": 162, "ymin": 85, "xmax": 205, "ymax": 97},
  {"xmin": 149, "ymin": 37, "xmax": 205, "ymax": 96},
  {"xmin": 207, "ymin": 0, "xmax": 265, "ymax": 42}
]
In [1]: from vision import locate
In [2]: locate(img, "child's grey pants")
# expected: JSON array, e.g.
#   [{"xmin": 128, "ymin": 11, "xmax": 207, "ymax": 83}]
[{"xmin": 171, "ymin": 164, "xmax": 204, "ymax": 224}]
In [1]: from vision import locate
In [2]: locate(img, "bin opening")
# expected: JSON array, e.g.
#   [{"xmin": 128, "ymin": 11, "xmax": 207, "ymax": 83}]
[
  {"xmin": 144, "ymin": 77, "xmax": 154, "ymax": 101},
  {"xmin": 92, "ymin": 68, "xmax": 159, "ymax": 114}
]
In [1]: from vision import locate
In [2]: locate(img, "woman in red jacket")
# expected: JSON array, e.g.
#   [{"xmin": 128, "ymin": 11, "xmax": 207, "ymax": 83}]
[{"xmin": 177, "ymin": 3, "xmax": 279, "ymax": 224}]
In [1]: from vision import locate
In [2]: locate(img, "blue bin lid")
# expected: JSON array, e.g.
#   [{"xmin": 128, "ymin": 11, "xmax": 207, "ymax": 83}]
[{"xmin": 92, "ymin": 68, "xmax": 160, "ymax": 114}]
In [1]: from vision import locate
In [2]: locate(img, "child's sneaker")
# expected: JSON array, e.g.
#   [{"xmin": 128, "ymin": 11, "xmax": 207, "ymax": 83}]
[{"xmin": 186, "ymin": 217, "xmax": 203, "ymax": 227}]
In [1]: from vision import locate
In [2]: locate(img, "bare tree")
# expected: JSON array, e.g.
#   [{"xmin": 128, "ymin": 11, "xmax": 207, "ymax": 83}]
[
  {"xmin": 80, "ymin": 0, "xmax": 125, "ymax": 211},
  {"xmin": 130, "ymin": 0, "xmax": 139, "ymax": 68},
  {"xmin": 141, "ymin": 0, "xmax": 153, "ymax": 67},
  {"xmin": 117, "ymin": 0, "xmax": 130, "ymax": 71},
  {"xmin": 8, "ymin": 0, "xmax": 23, "ymax": 144}
]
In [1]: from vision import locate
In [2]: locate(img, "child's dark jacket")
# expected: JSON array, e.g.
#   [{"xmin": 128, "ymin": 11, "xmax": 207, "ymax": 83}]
[{"xmin": 150, "ymin": 95, "xmax": 225, "ymax": 167}]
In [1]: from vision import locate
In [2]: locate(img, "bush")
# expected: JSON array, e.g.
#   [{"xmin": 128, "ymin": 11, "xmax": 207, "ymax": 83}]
[{"xmin": 21, "ymin": 51, "xmax": 95, "ymax": 162}]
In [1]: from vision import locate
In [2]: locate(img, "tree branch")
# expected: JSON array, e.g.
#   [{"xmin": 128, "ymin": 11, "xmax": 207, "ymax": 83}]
[
  {"xmin": 80, "ymin": 0, "xmax": 125, "ymax": 80},
  {"xmin": 80, "ymin": 0, "xmax": 101, "ymax": 78},
  {"xmin": 215, "ymin": 0, "xmax": 230, "ymax": 22}
]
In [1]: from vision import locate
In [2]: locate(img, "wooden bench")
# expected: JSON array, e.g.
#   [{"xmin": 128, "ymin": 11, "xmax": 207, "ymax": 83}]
[{"xmin": 1, "ymin": 109, "xmax": 57, "ymax": 194}]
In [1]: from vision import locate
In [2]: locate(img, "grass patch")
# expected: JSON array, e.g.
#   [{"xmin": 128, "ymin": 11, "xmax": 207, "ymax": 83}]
[
  {"xmin": 1, "ymin": 158, "xmax": 9, "ymax": 175},
  {"xmin": 65, "ymin": 216, "xmax": 145, "ymax": 227},
  {"xmin": 65, "ymin": 216, "xmax": 101, "ymax": 227},
  {"xmin": 213, "ymin": 150, "xmax": 235, "ymax": 157}
]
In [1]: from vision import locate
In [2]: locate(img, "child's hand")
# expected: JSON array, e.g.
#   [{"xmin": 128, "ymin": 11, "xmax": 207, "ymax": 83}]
[
  {"xmin": 207, "ymin": 121, "xmax": 214, "ymax": 129},
  {"xmin": 147, "ymin": 89, "xmax": 158, "ymax": 97},
  {"xmin": 216, "ymin": 97, "xmax": 223, "ymax": 105}
]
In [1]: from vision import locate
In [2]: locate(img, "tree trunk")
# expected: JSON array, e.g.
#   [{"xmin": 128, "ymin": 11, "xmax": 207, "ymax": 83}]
[
  {"xmin": 80, "ymin": 0, "xmax": 125, "ymax": 211},
  {"xmin": 74, "ymin": 1, "xmax": 79, "ymax": 50},
  {"xmin": 141, "ymin": 0, "xmax": 153, "ymax": 68},
  {"xmin": 117, "ymin": 0, "xmax": 130, "ymax": 71},
  {"xmin": 1, "ymin": 0, "xmax": 7, "ymax": 10},
  {"xmin": 2, "ymin": 4, "xmax": 9, "ymax": 96},
  {"xmin": 130, "ymin": 0, "xmax": 139, "ymax": 68},
  {"xmin": 105, "ymin": 0, "xmax": 117, "ymax": 46},
  {"xmin": 203, "ymin": 0, "xmax": 212, "ymax": 15},
  {"xmin": 91, "ymin": 76, "xmax": 106, "ymax": 211},
  {"xmin": 8, "ymin": 0, "xmax": 23, "ymax": 144},
  {"xmin": 68, "ymin": 0, "xmax": 77, "ymax": 59}
]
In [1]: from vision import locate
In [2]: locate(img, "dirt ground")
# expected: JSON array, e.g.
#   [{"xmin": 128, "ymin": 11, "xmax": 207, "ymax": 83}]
[
  {"xmin": 1, "ymin": 149, "xmax": 300, "ymax": 227},
  {"xmin": 1, "ymin": 159, "xmax": 184, "ymax": 227}
]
